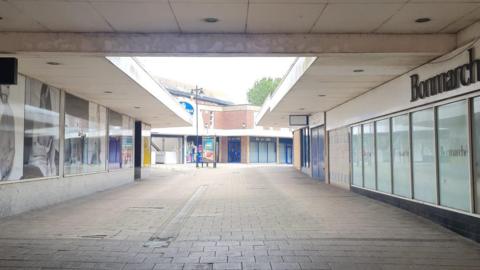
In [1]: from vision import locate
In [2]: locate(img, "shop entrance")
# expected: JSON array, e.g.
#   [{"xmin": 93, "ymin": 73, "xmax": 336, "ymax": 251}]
[
  {"xmin": 311, "ymin": 126, "xmax": 325, "ymax": 180},
  {"xmin": 228, "ymin": 137, "xmax": 241, "ymax": 163}
]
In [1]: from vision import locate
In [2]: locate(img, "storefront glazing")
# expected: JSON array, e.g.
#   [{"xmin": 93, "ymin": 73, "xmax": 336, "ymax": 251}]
[{"xmin": 350, "ymin": 96, "xmax": 480, "ymax": 214}]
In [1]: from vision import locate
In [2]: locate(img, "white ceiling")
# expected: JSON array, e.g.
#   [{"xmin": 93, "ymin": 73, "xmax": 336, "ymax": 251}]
[
  {"xmin": 257, "ymin": 52, "xmax": 439, "ymax": 127},
  {"xmin": 16, "ymin": 54, "xmax": 191, "ymax": 128},
  {"xmin": 0, "ymin": 0, "xmax": 479, "ymax": 34}
]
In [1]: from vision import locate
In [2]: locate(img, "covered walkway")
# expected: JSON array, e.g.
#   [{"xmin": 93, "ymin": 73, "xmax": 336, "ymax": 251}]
[{"xmin": 0, "ymin": 166, "xmax": 478, "ymax": 270}]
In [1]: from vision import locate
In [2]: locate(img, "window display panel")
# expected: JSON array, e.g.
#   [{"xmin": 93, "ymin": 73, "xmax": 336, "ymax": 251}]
[
  {"xmin": 259, "ymin": 141, "xmax": 268, "ymax": 163},
  {"xmin": 352, "ymin": 125, "xmax": 363, "ymax": 186},
  {"xmin": 267, "ymin": 141, "xmax": 276, "ymax": 163},
  {"xmin": 362, "ymin": 123, "xmax": 375, "ymax": 189},
  {"xmin": 474, "ymin": 97, "xmax": 480, "ymax": 213},
  {"xmin": 375, "ymin": 119, "xmax": 391, "ymax": 193},
  {"xmin": 392, "ymin": 115, "xmax": 411, "ymax": 198},
  {"xmin": 64, "ymin": 93, "xmax": 107, "ymax": 175},
  {"xmin": 142, "ymin": 123, "xmax": 151, "ymax": 167},
  {"xmin": 250, "ymin": 141, "xmax": 259, "ymax": 163},
  {"xmin": 121, "ymin": 116, "xmax": 134, "ymax": 168},
  {"xmin": 437, "ymin": 101, "xmax": 470, "ymax": 211},
  {"xmin": 23, "ymin": 78, "xmax": 60, "ymax": 179},
  {"xmin": 0, "ymin": 77, "xmax": 25, "ymax": 181},
  {"xmin": 108, "ymin": 110, "xmax": 123, "ymax": 169},
  {"xmin": 411, "ymin": 109, "xmax": 436, "ymax": 204}
]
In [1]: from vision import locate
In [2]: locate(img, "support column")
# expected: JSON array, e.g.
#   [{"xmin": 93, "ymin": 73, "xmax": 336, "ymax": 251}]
[{"xmin": 134, "ymin": 121, "xmax": 151, "ymax": 180}]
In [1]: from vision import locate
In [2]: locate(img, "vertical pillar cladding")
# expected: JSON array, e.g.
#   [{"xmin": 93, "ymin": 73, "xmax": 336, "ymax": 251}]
[{"xmin": 411, "ymin": 48, "xmax": 480, "ymax": 102}]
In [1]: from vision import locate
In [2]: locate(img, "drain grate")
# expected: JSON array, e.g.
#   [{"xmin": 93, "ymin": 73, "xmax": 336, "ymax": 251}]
[
  {"xmin": 80, "ymin": 234, "xmax": 107, "ymax": 239},
  {"xmin": 129, "ymin": 206, "xmax": 164, "ymax": 210}
]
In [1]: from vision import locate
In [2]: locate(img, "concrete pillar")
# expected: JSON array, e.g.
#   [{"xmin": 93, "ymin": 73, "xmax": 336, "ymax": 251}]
[{"xmin": 134, "ymin": 121, "xmax": 151, "ymax": 180}]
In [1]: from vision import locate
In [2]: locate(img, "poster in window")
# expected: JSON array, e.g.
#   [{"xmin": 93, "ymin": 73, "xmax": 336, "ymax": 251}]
[
  {"xmin": 108, "ymin": 110, "xmax": 123, "ymax": 169},
  {"xmin": 23, "ymin": 78, "xmax": 60, "ymax": 179},
  {"xmin": 142, "ymin": 123, "xmax": 151, "ymax": 167},
  {"xmin": 64, "ymin": 94, "xmax": 89, "ymax": 175},
  {"xmin": 0, "ymin": 77, "xmax": 25, "ymax": 181},
  {"xmin": 121, "ymin": 116, "xmax": 134, "ymax": 168},
  {"xmin": 64, "ymin": 94, "xmax": 106, "ymax": 175}
]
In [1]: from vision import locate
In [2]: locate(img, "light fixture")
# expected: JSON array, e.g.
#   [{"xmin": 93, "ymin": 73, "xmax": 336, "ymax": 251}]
[
  {"xmin": 318, "ymin": 94, "xmax": 326, "ymax": 97},
  {"xmin": 415, "ymin": 17, "xmax": 431, "ymax": 23},
  {"xmin": 46, "ymin": 61, "xmax": 61, "ymax": 66},
  {"xmin": 134, "ymin": 106, "xmax": 141, "ymax": 109},
  {"xmin": 203, "ymin": 17, "xmax": 219, "ymax": 23},
  {"xmin": 242, "ymin": 122, "xmax": 246, "ymax": 129},
  {"xmin": 353, "ymin": 69, "xmax": 364, "ymax": 73},
  {"xmin": 104, "ymin": 91, "xmax": 112, "ymax": 94}
]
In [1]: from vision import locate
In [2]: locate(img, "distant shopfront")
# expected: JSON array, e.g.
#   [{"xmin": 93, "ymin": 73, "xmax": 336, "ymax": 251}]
[{"xmin": 249, "ymin": 136, "xmax": 276, "ymax": 163}]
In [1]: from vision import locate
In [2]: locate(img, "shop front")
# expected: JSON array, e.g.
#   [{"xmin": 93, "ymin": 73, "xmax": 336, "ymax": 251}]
[
  {"xmin": 327, "ymin": 44, "xmax": 480, "ymax": 241},
  {"xmin": 249, "ymin": 137, "xmax": 276, "ymax": 163}
]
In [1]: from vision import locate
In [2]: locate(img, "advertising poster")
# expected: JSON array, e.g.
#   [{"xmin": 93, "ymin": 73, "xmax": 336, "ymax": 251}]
[
  {"xmin": 87, "ymin": 102, "xmax": 107, "ymax": 172},
  {"xmin": 23, "ymin": 78, "xmax": 60, "ymax": 179},
  {"xmin": 142, "ymin": 123, "xmax": 151, "ymax": 167},
  {"xmin": 121, "ymin": 116, "xmax": 134, "ymax": 168},
  {"xmin": 64, "ymin": 94, "xmax": 107, "ymax": 175},
  {"xmin": 0, "ymin": 77, "xmax": 25, "ymax": 181},
  {"xmin": 202, "ymin": 136, "xmax": 215, "ymax": 162},
  {"xmin": 64, "ymin": 93, "xmax": 89, "ymax": 175},
  {"xmin": 108, "ymin": 110, "xmax": 123, "ymax": 169}
]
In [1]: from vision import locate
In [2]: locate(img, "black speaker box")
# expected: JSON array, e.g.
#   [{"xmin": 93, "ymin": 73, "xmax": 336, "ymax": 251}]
[{"xmin": 0, "ymin": 58, "xmax": 18, "ymax": 85}]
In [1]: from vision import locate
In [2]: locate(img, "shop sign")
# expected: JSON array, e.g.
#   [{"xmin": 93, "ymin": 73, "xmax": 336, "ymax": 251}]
[
  {"xmin": 289, "ymin": 115, "xmax": 309, "ymax": 126},
  {"xmin": 179, "ymin": 101, "xmax": 194, "ymax": 115},
  {"xmin": 251, "ymin": 137, "xmax": 274, "ymax": 142},
  {"xmin": 411, "ymin": 48, "xmax": 480, "ymax": 102}
]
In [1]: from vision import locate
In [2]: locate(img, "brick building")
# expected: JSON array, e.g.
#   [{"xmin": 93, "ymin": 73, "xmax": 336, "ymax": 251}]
[{"xmin": 151, "ymin": 87, "xmax": 293, "ymax": 164}]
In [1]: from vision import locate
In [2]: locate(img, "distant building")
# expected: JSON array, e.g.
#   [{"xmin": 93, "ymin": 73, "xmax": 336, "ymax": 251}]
[{"xmin": 152, "ymin": 86, "xmax": 293, "ymax": 165}]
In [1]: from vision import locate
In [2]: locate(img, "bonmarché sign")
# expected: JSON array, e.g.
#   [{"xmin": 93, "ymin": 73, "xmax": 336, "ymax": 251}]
[{"xmin": 411, "ymin": 48, "xmax": 480, "ymax": 102}]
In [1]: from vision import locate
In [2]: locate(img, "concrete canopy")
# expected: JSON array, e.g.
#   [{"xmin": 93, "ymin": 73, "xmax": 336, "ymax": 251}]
[
  {"xmin": 16, "ymin": 54, "xmax": 192, "ymax": 127},
  {"xmin": 256, "ymin": 52, "xmax": 448, "ymax": 127}
]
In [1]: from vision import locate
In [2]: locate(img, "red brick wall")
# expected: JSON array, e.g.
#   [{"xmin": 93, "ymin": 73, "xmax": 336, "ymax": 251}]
[
  {"xmin": 241, "ymin": 136, "xmax": 249, "ymax": 163},
  {"xmin": 214, "ymin": 110, "xmax": 255, "ymax": 129},
  {"xmin": 219, "ymin": 137, "xmax": 228, "ymax": 163}
]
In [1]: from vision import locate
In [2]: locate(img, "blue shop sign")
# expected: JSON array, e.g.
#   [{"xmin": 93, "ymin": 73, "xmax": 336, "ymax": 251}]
[{"xmin": 180, "ymin": 101, "xmax": 194, "ymax": 115}]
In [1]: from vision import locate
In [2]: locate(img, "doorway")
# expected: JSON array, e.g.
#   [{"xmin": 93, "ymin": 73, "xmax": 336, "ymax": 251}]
[
  {"xmin": 311, "ymin": 126, "xmax": 325, "ymax": 181},
  {"xmin": 228, "ymin": 137, "xmax": 241, "ymax": 163}
]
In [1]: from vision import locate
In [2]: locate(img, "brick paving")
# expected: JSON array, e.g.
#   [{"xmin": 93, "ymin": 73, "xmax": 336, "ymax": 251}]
[{"xmin": 0, "ymin": 165, "xmax": 479, "ymax": 270}]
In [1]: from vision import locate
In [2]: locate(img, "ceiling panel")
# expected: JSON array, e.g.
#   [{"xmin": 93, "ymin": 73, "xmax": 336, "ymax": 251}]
[
  {"xmin": 247, "ymin": 3, "xmax": 325, "ymax": 33},
  {"xmin": 171, "ymin": 2, "xmax": 247, "ymax": 33},
  {"xmin": 10, "ymin": 0, "xmax": 113, "ymax": 32},
  {"xmin": 376, "ymin": 2, "xmax": 480, "ymax": 33},
  {"xmin": 0, "ymin": 1, "xmax": 46, "ymax": 31},
  {"xmin": 312, "ymin": 3, "xmax": 402, "ymax": 33},
  {"xmin": 91, "ymin": 2, "xmax": 179, "ymax": 33},
  {"xmin": 440, "ymin": 6, "xmax": 480, "ymax": 33}
]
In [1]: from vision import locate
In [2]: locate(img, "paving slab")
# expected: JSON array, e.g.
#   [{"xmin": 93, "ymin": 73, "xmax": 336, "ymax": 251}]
[{"xmin": 0, "ymin": 165, "xmax": 479, "ymax": 269}]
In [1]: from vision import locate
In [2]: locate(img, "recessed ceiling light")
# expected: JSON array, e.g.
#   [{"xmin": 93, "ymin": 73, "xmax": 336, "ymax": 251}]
[
  {"xmin": 204, "ymin": 17, "xmax": 219, "ymax": 23},
  {"xmin": 46, "ymin": 61, "xmax": 61, "ymax": 66},
  {"xmin": 415, "ymin": 17, "xmax": 431, "ymax": 23},
  {"xmin": 104, "ymin": 91, "xmax": 112, "ymax": 94},
  {"xmin": 353, "ymin": 69, "xmax": 364, "ymax": 73}
]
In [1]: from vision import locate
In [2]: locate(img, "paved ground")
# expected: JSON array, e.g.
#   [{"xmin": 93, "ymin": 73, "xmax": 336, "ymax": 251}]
[{"xmin": 0, "ymin": 165, "xmax": 479, "ymax": 270}]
